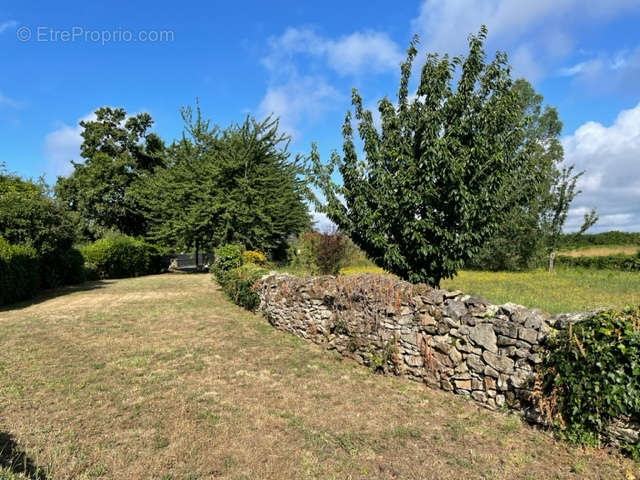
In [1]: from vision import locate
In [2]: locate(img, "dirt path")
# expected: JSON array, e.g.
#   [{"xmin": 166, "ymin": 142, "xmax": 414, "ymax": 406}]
[{"xmin": 0, "ymin": 274, "xmax": 636, "ymax": 479}]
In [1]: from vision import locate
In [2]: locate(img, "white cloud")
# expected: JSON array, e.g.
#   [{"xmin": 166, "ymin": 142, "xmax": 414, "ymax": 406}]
[
  {"xmin": 326, "ymin": 32, "xmax": 403, "ymax": 76},
  {"xmin": 558, "ymin": 46, "xmax": 640, "ymax": 96},
  {"xmin": 259, "ymin": 26, "xmax": 398, "ymax": 136},
  {"xmin": 0, "ymin": 91, "xmax": 22, "ymax": 108},
  {"xmin": 0, "ymin": 20, "xmax": 17, "ymax": 34},
  {"xmin": 43, "ymin": 113, "xmax": 95, "ymax": 179},
  {"xmin": 258, "ymin": 75, "xmax": 342, "ymax": 138},
  {"xmin": 562, "ymin": 102, "xmax": 640, "ymax": 232},
  {"xmin": 558, "ymin": 61, "xmax": 591, "ymax": 77},
  {"xmin": 410, "ymin": 0, "xmax": 640, "ymax": 82},
  {"xmin": 263, "ymin": 27, "xmax": 403, "ymax": 77},
  {"xmin": 412, "ymin": 0, "xmax": 637, "ymax": 54},
  {"xmin": 311, "ymin": 211, "xmax": 336, "ymax": 233}
]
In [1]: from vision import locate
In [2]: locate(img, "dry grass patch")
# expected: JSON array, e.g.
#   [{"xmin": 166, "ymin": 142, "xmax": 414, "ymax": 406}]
[
  {"xmin": 1, "ymin": 274, "xmax": 638, "ymax": 479},
  {"xmin": 559, "ymin": 246, "xmax": 639, "ymax": 257}
]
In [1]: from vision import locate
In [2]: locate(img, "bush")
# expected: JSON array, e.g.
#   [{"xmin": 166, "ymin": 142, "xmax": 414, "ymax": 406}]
[
  {"xmin": 310, "ymin": 232, "xmax": 348, "ymax": 275},
  {"xmin": 556, "ymin": 252, "xmax": 640, "ymax": 271},
  {"xmin": 80, "ymin": 234, "xmax": 165, "ymax": 279},
  {"xmin": 212, "ymin": 244, "xmax": 243, "ymax": 286},
  {"xmin": 40, "ymin": 247, "xmax": 86, "ymax": 288},
  {"xmin": 222, "ymin": 263, "xmax": 269, "ymax": 311},
  {"xmin": 287, "ymin": 233, "xmax": 319, "ymax": 274},
  {"xmin": 287, "ymin": 232, "xmax": 350, "ymax": 275},
  {"xmin": 0, "ymin": 238, "xmax": 40, "ymax": 306},
  {"xmin": 543, "ymin": 307, "xmax": 640, "ymax": 457},
  {"xmin": 242, "ymin": 250, "xmax": 267, "ymax": 266}
]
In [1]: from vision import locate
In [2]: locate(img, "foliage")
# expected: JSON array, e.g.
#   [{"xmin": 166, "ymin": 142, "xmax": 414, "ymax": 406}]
[
  {"xmin": 543, "ymin": 307, "xmax": 640, "ymax": 457},
  {"xmin": 0, "ymin": 168, "xmax": 82, "ymax": 288},
  {"xmin": 80, "ymin": 234, "xmax": 166, "ymax": 279},
  {"xmin": 40, "ymin": 247, "xmax": 86, "ymax": 287},
  {"xmin": 0, "ymin": 171, "xmax": 76, "ymax": 253},
  {"xmin": 559, "ymin": 231, "xmax": 640, "ymax": 250},
  {"xmin": 310, "ymin": 231, "xmax": 349, "ymax": 275},
  {"xmin": 55, "ymin": 107, "xmax": 165, "ymax": 239},
  {"xmin": 221, "ymin": 263, "xmax": 269, "ymax": 311},
  {"xmin": 242, "ymin": 250, "xmax": 267, "ymax": 266},
  {"xmin": 287, "ymin": 233, "xmax": 320, "ymax": 275},
  {"xmin": 136, "ymin": 103, "xmax": 310, "ymax": 257},
  {"xmin": 0, "ymin": 238, "xmax": 40, "ymax": 306},
  {"xmin": 467, "ymin": 79, "xmax": 563, "ymax": 271},
  {"xmin": 542, "ymin": 166, "xmax": 598, "ymax": 271},
  {"xmin": 287, "ymin": 231, "xmax": 351, "ymax": 275},
  {"xmin": 556, "ymin": 252, "xmax": 640, "ymax": 271},
  {"xmin": 212, "ymin": 244, "xmax": 244, "ymax": 285},
  {"xmin": 310, "ymin": 27, "xmax": 528, "ymax": 286}
]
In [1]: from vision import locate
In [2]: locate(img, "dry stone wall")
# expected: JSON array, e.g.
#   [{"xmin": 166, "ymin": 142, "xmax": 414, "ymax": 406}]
[{"xmin": 255, "ymin": 273, "xmax": 596, "ymax": 422}]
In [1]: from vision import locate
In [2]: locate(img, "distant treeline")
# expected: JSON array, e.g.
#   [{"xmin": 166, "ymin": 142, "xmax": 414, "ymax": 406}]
[
  {"xmin": 558, "ymin": 231, "xmax": 640, "ymax": 249},
  {"xmin": 556, "ymin": 252, "xmax": 640, "ymax": 271}
]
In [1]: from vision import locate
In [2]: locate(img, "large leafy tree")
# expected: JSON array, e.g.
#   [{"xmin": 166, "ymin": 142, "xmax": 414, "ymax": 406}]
[
  {"xmin": 469, "ymin": 79, "xmax": 598, "ymax": 271},
  {"xmin": 0, "ymin": 166, "xmax": 76, "ymax": 253},
  {"xmin": 310, "ymin": 27, "xmax": 526, "ymax": 286},
  {"xmin": 467, "ymin": 79, "xmax": 564, "ymax": 270},
  {"xmin": 137, "ymin": 104, "xmax": 310, "ymax": 258},
  {"xmin": 55, "ymin": 107, "xmax": 165, "ymax": 239},
  {"xmin": 0, "ymin": 165, "xmax": 81, "ymax": 286}
]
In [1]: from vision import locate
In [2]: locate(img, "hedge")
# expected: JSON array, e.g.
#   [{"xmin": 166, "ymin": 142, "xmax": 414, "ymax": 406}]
[
  {"xmin": 556, "ymin": 252, "xmax": 640, "ymax": 271},
  {"xmin": 40, "ymin": 248, "xmax": 86, "ymax": 289},
  {"xmin": 0, "ymin": 238, "xmax": 40, "ymax": 306},
  {"xmin": 212, "ymin": 244, "xmax": 244, "ymax": 286},
  {"xmin": 212, "ymin": 244, "xmax": 269, "ymax": 310},
  {"xmin": 221, "ymin": 263, "xmax": 269, "ymax": 311},
  {"xmin": 543, "ymin": 307, "xmax": 640, "ymax": 457},
  {"xmin": 559, "ymin": 231, "xmax": 640, "ymax": 249},
  {"xmin": 80, "ymin": 234, "xmax": 167, "ymax": 279}
]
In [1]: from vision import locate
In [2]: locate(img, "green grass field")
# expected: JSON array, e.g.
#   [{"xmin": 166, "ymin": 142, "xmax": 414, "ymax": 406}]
[
  {"xmin": 339, "ymin": 265, "xmax": 640, "ymax": 314},
  {"xmin": 441, "ymin": 268, "xmax": 640, "ymax": 314}
]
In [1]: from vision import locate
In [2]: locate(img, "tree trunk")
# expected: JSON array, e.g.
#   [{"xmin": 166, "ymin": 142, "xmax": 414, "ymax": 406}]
[
  {"xmin": 195, "ymin": 240, "xmax": 200, "ymax": 270},
  {"xmin": 548, "ymin": 250, "xmax": 555, "ymax": 273}
]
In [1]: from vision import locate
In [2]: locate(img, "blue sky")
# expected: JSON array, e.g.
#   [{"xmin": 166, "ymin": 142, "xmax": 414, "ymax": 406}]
[{"xmin": 1, "ymin": 0, "xmax": 640, "ymax": 232}]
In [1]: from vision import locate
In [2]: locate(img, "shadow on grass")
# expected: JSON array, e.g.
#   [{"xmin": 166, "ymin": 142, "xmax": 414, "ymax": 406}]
[
  {"xmin": 0, "ymin": 280, "xmax": 110, "ymax": 312},
  {"xmin": 0, "ymin": 431, "xmax": 48, "ymax": 479}
]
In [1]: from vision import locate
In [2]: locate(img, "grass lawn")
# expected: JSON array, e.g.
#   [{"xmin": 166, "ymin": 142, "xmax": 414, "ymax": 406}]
[
  {"xmin": 340, "ymin": 265, "xmax": 640, "ymax": 314},
  {"xmin": 1, "ymin": 274, "xmax": 638, "ymax": 479},
  {"xmin": 441, "ymin": 268, "xmax": 640, "ymax": 314}
]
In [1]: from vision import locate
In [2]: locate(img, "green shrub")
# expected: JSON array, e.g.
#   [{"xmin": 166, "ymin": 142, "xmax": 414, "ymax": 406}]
[
  {"xmin": 222, "ymin": 263, "xmax": 269, "ymax": 311},
  {"xmin": 543, "ymin": 307, "xmax": 640, "ymax": 457},
  {"xmin": 80, "ymin": 234, "xmax": 165, "ymax": 279},
  {"xmin": 287, "ymin": 233, "xmax": 319, "ymax": 274},
  {"xmin": 556, "ymin": 252, "xmax": 640, "ymax": 271},
  {"xmin": 40, "ymin": 247, "xmax": 86, "ymax": 288},
  {"xmin": 83, "ymin": 262, "xmax": 100, "ymax": 281},
  {"xmin": 212, "ymin": 244, "xmax": 244, "ymax": 286},
  {"xmin": 287, "ymin": 232, "xmax": 351, "ymax": 275},
  {"xmin": 242, "ymin": 250, "xmax": 267, "ymax": 266},
  {"xmin": 0, "ymin": 238, "xmax": 40, "ymax": 306}
]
